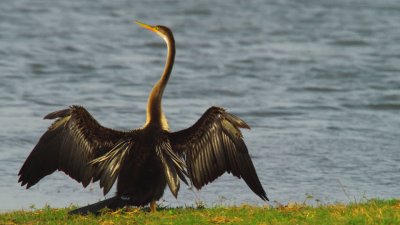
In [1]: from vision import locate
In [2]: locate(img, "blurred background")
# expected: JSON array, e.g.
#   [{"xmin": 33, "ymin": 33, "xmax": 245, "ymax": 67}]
[{"xmin": 1, "ymin": 0, "xmax": 399, "ymax": 211}]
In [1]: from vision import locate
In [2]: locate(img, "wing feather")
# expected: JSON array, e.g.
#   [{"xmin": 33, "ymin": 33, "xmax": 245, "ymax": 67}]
[
  {"xmin": 155, "ymin": 137, "xmax": 188, "ymax": 198},
  {"xmin": 89, "ymin": 137, "xmax": 135, "ymax": 195},
  {"xmin": 18, "ymin": 105, "xmax": 127, "ymax": 192},
  {"xmin": 169, "ymin": 106, "xmax": 268, "ymax": 201}
]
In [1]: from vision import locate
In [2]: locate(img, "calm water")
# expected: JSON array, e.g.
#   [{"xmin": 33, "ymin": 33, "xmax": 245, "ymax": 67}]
[{"xmin": 1, "ymin": 0, "xmax": 400, "ymax": 211}]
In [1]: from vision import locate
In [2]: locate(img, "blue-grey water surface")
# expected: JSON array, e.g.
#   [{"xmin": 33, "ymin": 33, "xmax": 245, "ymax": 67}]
[{"xmin": 1, "ymin": 0, "xmax": 400, "ymax": 211}]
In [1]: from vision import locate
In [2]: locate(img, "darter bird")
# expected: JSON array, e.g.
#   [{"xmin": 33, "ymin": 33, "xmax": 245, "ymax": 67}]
[{"xmin": 18, "ymin": 21, "xmax": 268, "ymax": 215}]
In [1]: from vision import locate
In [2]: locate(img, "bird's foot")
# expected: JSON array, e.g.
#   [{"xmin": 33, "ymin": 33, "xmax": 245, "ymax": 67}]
[{"xmin": 150, "ymin": 200, "xmax": 157, "ymax": 212}]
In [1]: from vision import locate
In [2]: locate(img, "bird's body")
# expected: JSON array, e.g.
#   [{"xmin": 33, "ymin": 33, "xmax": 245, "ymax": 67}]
[
  {"xmin": 18, "ymin": 22, "xmax": 268, "ymax": 215},
  {"xmin": 115, "ymin": 129, "xmax": 167, "ymax": 205}
]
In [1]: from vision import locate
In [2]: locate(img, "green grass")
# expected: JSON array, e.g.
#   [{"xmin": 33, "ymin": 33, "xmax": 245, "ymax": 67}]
[{"xmin": 1, "ymin": 199, "xmax": 399, "ymax": 224}]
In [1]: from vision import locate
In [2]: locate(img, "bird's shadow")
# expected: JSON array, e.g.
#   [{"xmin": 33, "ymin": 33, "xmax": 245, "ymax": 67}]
[{"xmin": 69, "ymin": 204, "xmax": 205, "ymax": 216}]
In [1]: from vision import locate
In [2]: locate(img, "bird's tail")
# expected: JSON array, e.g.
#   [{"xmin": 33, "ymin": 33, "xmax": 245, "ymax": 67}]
[{"xmin": 68, "ymin": 196, "xmax": 130, "ymax": 215}]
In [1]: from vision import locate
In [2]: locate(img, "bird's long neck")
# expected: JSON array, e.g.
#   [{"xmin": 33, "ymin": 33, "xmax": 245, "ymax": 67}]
[{"xmin": 145, "ymin": 35, "xmax": 175, "ymax": 130}]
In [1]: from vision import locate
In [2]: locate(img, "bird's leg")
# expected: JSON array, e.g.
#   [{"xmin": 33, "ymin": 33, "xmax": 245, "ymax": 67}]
[{"xmin": 150, "ymin": 200, "xmax": 157, "ymax": 212}]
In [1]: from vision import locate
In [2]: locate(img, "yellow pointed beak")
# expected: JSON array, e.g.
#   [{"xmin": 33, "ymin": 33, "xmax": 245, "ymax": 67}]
[{"xmin": 135, "ymin": 21, "xmax": 157, "ymax": 33}]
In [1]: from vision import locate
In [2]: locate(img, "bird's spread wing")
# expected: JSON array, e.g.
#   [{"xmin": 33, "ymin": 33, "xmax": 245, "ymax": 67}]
[
  {"xmin": 168, "ymin": 106, "xmax": 268, "ymax": 201},
  {"xmin": 18, "ymin": 105, "xmax": 127, "ymax": 193}
]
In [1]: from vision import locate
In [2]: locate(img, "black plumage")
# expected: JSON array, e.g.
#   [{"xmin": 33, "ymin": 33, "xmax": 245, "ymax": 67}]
[{"xmin": 18, "ymin": 21, "xmax": 268, "ymax": 215}]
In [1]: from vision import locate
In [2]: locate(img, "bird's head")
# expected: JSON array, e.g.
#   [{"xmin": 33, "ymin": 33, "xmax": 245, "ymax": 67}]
[{"xmin": 135, "ymin": 21, "xmax": 174, "ymax": 44}]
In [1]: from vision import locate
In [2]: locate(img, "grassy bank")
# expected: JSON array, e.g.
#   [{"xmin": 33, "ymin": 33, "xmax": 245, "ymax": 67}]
[{"xmin": 1, "ymin": 199, "xmax": 399, "ymax": 224}]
